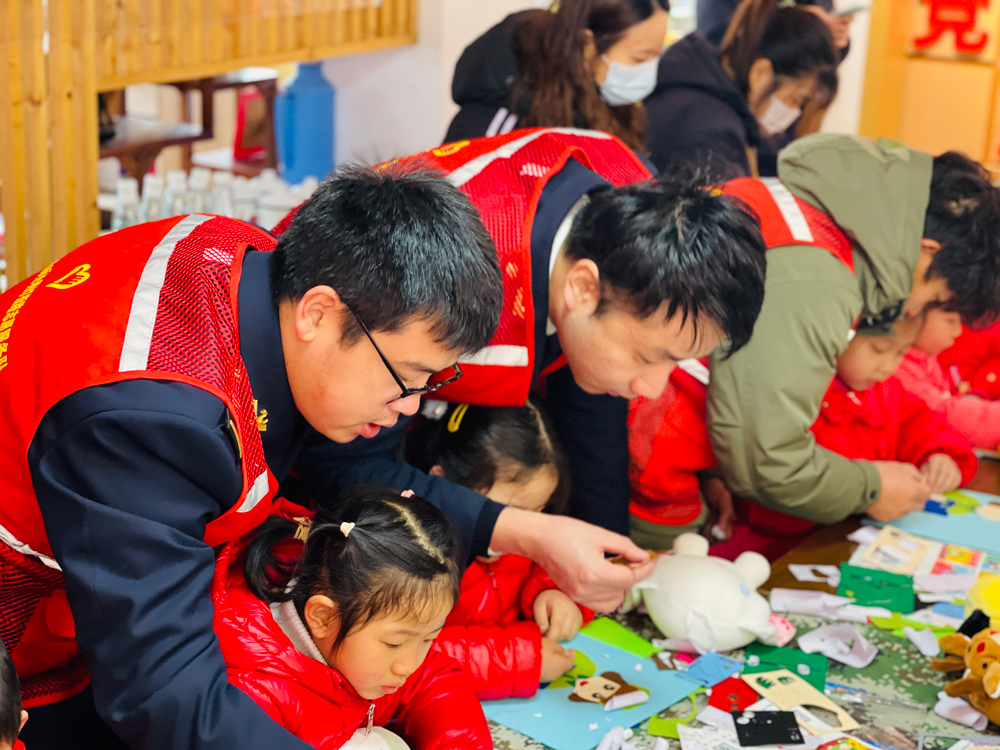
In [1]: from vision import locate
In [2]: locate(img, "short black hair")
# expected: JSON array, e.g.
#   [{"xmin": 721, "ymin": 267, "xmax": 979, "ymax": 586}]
[
  {"xmin": 246, "ymin": 485, "xmax": 461, "ymax": 653},
  {"xmin": 924, "ymin": 152, "xmax": 1000, "ymax": 326},
  {"xmin": 0, "ymin": 639, "xmax": 20, "ymax": 746},
  {"xmin": 406, "ymin": 398, "xmax": 570, "ymax": 514},
  {"xmin": 270, "ymin": 163, "xmax": 503, "ymax": 354},
  {"xmin": 566, "ymin": 168, "xmax": 768, "ymax": 353}
]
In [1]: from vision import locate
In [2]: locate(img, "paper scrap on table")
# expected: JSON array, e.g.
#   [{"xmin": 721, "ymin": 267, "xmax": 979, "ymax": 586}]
[
  {"xmin": 846, "ymin": 526, "xmax": 880, "ymax": 545},
  {"xmin": 913, "ymin": 573, "xmax": 978, "ymax": 594},
  {"xmin": 797, "ymin": 624, "xmax": 878, "ymax": 668},
  {"xmin": 769, "ymin": 589, "xmax": 890, "ymax": 623},
  {"xmin": 861, "ymin": 527, "xmax": 933, "ymax": 575},
  {"xmin": 933, "ymin": 691, "xmax": 988, "ymax": 731},
  {"xmin": 681, "ymin": 652, "xmax": 744, "ymax": 688},
  {"xmin": 902, "ymin": 626, "xmax": 940, "ymax": 657},
  {"xmin": 596, "ymin": 726, "xmax": 633, "ymax": 750},
  {"xmin": 789, "ymin": 565, "xmax": 841, "ymax": 586}
]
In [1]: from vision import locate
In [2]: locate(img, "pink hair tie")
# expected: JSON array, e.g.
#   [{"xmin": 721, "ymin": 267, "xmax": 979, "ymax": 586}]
[{"xmin": 400, "ymin": 489, "xmax": 415, "ymax": 498}]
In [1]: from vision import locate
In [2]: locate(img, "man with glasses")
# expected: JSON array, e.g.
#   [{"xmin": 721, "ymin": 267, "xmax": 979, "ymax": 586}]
[{"xmin": 0, "ymin": 165, "xmax": 502, "ymax": 750}]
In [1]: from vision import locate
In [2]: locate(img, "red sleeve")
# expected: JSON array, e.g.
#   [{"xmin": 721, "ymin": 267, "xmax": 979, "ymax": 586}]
[
  {"xmin": 519, "ymin": 564, "xmax": 594, "ymax": 625},
  {"xmin": 894, "ymin": 382, "xmax": 978, "ymax": 484},
  {"xmin": 433, "ymin": 620, "xmax": 542, "ymax": 699},
  {"xmin": 939, "ymin": 323, "xmax": 1000, "ymax": 387},
  {"xmin": 392, "ymin": 649, "xmax": 491, "ymax": 750}
]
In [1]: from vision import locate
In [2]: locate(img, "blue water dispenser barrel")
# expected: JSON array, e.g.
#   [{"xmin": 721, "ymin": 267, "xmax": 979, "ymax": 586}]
[{"xmin": 275, "ymin": 62, "xmax": 335, "ymax": 184}]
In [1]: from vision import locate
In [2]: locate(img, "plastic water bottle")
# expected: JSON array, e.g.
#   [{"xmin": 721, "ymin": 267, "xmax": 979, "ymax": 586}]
[
  {"xmin": 140, "ymin": 174, "xmax": 165, "ymax": 222},
  {"xmin": 111, "ymin": 177, "xmax": 141, "ymax": 231},
  {"xmin": 232, "ymin": 176, "xmax": 258, "ymax": 223},
  {"xmin": 163, "ymin": 170, "xmax": 189, "ymax": 217},
  {"xmin": 186, "ymin": 167, "xmax": 212, "ymax": 214},
  {"xmin": 210, "ymin": 171, "xmax": 235, "ymax": 217},
  {"xmin": 275, "ymin": 63, "xmax": 335, "ymax": 184}
]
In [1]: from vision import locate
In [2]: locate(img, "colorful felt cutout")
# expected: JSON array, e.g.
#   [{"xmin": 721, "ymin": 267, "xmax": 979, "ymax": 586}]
[
  {"xmin": 581, "ymin": 617, "xmax": 658, "ymax": 658},
  {"xmin": 707, "ymin": 676, "xmax": 760, "ymax": 712},
  {"xmin": 732, "ymin": 710, "xmax": 803, "ymax": 747},
  {"xmin": 742, "ymin": 643, "xmax": 827, "ymax": 692},
  {"xmin": 838, "ymin": 564, "xmax": 915, "ymax": 613},
  {"xmin": 740, "ymin": 669, "xmax": 859, "ymax": 734},
  {"xmin": 680, "ymin": 652, "xmax": 743, "ymax": 688}
]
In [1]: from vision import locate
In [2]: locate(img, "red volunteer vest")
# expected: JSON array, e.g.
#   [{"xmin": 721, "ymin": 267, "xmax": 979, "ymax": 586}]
[
  {"xmin": 0, "ymin": 215, "xmax": 279, "ymax": 707},
  {"xmin": 406, "ymin": 128, "xmax": 652, "ymax": 407},
  {"xmin": 630, "ymin": 177, "xmax": 855, "ymax": 527}
]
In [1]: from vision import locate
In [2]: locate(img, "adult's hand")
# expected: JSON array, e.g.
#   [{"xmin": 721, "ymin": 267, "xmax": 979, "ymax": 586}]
[
  {"xmin": 490, "ymin": 507, "xmax": 655, "ymax": 612},
  {"xmin": 699, "ymin": 474, "xmax": 734, "ymax": 542},
  {"xmin": 866, "ymin": 460, "xmax": 932, "ymax": 522}
]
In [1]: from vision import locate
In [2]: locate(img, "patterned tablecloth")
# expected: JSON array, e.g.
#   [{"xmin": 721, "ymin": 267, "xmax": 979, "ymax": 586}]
[{"xmin": 489, "ymin": 611, "xmax": 1000, "ymax": 750}]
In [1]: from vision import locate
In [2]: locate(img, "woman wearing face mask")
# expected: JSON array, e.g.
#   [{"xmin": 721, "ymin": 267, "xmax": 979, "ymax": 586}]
[
  {"xmin": 443, "ymin": 0, "xmax": 669, "ymax": 152},
  {"xmin": 643, "ymin": 0, "xmax": 837, "ymax": 178}
]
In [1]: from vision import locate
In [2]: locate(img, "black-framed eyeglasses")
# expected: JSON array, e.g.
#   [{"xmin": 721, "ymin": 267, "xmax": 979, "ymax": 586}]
[{"xmin": 344, "ymin": 302, "xmax": 463, "ymax": 402}]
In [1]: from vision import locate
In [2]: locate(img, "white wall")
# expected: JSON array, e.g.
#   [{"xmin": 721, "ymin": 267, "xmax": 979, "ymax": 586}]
[
  {"xmin": 820, "ymin": 9, "xmax": 871, "ymax": 136},
  {"xmin": 323, "ymin": 0, "xmax": 541, "ymax": 165}
]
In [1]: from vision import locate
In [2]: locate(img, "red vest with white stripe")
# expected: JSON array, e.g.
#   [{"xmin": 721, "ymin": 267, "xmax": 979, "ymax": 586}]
[
  {"xmin": 0, "ymin": 215, "xmax": 278, "ymax": 707},
  {"xmin": 406, "ymin": 128, "xmax": 653, "ymax": 407},
  {"xmin": 629, "ymin": 177, "xmax": 855, "ymax": 526}
]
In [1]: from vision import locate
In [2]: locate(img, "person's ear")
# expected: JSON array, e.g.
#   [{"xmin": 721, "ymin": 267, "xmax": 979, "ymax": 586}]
[
  {"xmin": 747, "ymin": 57, "xmax": 775, "ymax": 111},
  {"xmin": 562, "ymin": 259, "xmax": 602, "ymax": 317},
  {"xmin": 581, "ymin": 28, "xmax": 597, "ymax": 64},
  {"xmin": 292, "ymin": 286, "xmax": 345, "ymax": 344},
  {"xmin": 303, "ymin": 594, "xmax": 340, "ymax": 639},
  {"xmin": 428, "ymin": 464, "xmax": 446, "ymax": 478},
  {"xmin": 920, "ymin": 238, "xmax": 943, "ymax": 256},
  {"xmin": 18, "ymin": 711, "xmax": 26, "ymax": 732}
]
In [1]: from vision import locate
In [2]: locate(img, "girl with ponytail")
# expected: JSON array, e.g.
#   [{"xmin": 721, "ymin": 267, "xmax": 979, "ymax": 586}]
[
  {"xmin": 644, "ymin": 0, "xmax": 837, "ymax": 177},
  {"xmin": 405, "ymin": 400, "xmax": 592, "ymax": 701},
  {"xmin": 211, "ymin": 485, "xmax": 490, "ymax": 750},
  {"xmin": 444, "ymin": 0, "xmax": 669, "ymax": 151}
]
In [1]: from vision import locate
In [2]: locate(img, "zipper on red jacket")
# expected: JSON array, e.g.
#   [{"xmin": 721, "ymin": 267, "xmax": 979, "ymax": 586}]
[{"xmin": 367, "ymin": 701, "xmax": 375, "ymax": 734}]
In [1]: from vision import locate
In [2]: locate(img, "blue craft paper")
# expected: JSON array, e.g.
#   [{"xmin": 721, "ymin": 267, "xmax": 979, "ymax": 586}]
[
  {"xmin": 890, "ymin": 489, "xmax": 1000, "ymax": 556},
  {"xmin": 932, "ymin": 601, "xmax": 966, "ymax": 619},
  {"xmin": 482, "ymin": 632, "xmax": 699, "ymax": 750},
  {"xmin": 678, "ymin": 652, "xmax": 743, "ymax": 687}
]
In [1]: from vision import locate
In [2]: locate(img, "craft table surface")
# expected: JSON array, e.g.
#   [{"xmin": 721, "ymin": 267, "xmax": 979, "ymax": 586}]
[{"xmin": 490, "ymin": 459, "xmax": 1000, "ymax": 749}]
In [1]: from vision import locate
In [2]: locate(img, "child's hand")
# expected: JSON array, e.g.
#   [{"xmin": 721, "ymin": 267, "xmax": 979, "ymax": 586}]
[
  {"xmin": 921, "ymin": 453, "xmax": 963, "ymax": 493},
  {"xmin": 539, "ymin": 636, "xmax": 576, "ymax": 683},
  {"xmin": 534, "ymin": 589, "xmax": 584, "ymax": 641}
]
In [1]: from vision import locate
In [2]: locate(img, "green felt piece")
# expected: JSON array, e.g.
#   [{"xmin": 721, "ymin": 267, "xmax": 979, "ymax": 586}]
[
  {"xmin": 580, "ymin": 617, "xmax": 658, "ymax": 657},
  {"xmin": 743, "ymin": 643, "xmax": 827, "ymax": 691},
  {"xmin": 838, "ymin": 564, "xmax": 915, "ymax": 613}
]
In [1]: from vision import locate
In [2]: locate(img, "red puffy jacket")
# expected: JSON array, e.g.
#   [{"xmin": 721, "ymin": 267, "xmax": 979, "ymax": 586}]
[
  {"xmin": 211, "ymin": 500, "xmax": 491, "ymax": 750},
  {"xmin": 938, "ymin": 321, "xmax": 1000, "ymax": 401},
  {"xmin": 433, "ymin": 554, "xmax": 592, "ymax": 700}
]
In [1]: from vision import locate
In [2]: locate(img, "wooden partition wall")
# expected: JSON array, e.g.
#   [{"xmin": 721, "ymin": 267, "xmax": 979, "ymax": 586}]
[{"xmin": 0, "ymin": 0, "xmax": 416, "ymax": 286}]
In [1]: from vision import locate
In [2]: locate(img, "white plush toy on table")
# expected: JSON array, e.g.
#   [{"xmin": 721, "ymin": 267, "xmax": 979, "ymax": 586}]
[{"xmin": 636, "ymin": 533, "xmax": 785, "ymax": 653}]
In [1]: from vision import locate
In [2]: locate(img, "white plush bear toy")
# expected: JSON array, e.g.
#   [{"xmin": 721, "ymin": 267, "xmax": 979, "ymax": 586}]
[{"xmin": 636, "ymin": 533, "xmax": 778, "ymax": 652}]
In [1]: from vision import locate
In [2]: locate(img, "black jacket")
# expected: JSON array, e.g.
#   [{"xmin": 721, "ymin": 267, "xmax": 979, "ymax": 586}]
[{"xmin": 644, "ymin": 32, "xmax": 760, "ymax": 179}]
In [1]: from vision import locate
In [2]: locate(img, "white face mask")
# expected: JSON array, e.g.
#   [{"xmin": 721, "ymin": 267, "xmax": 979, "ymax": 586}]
[
  {"xmin": 599, "ymin": 55, "xmax": 659, "ymax": 106},
  {"xmin": 756, "ymin": 96, "xmax": 802, "ymax": 136}
]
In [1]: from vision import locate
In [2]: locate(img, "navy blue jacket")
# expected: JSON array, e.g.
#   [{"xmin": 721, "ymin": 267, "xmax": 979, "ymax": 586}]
[
  {"xmin": 295, "ymin": 158, "xmax": 633, "ymax": 535},
  {"xmin": 27, "ymin": 249, "xmax": 499, "ymax": 749}
]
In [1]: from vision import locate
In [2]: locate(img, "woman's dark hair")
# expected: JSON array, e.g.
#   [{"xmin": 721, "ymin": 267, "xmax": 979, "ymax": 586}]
[
  {"xmin": 0, "ymin": 639, "xmax": 21, "ymax": 746},
  {"xmin": 515, "ymin": 0, "xmax": 669, "ymax": 151},
  {"xmin": 719, "ymin": 0, "xmax": 837, "ymax": 100},
  {"xmin": 407, "ymin": 399, "xmax": 570, "ymax": 514},
  {"xmin": 271, "ymin": 162, "xmax": 502, "ymax": 355},
  {"xmin": 245, "ymin": 485, "xmax": 461, "ymax": 652},
  {"xmin": 566, "ymin": 167, "xmax": 768, "ymax": 354},
  {"xmin": 924, "ymin": 151, "xmax": 1000, "ymax": 326}
]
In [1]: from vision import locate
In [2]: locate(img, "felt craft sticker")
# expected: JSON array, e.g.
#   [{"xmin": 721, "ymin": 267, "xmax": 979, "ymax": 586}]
[
  {"xmin": 708, "ymin": 676, "xmax": 760, "ymax": 712},
  {"xmin": 838, "ymin": 564, "xmax": 915, "ymax": 613},
  {"xmin": 861, "ymin": 527, "xmax": 933, "ymax": 575},
  {"xmin": 740, "ymin": 669, "xmax": 859, "ymax": 733},
  {"xmin": 743, "ymin": 643, "xmax": 827, "ymax": 692},
  {"xmin": 681, "ymin": 652, "xmax": 744, "ymax": 688},
  {"xmin": 732, "ymin": 710, "xmax": 803, "ymax": 747}
]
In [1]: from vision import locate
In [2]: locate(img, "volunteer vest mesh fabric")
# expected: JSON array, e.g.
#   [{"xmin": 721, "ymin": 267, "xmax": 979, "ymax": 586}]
[
  {"xmin": 404, "ymin": 128, "xmax": 652, "ymax": 407},
  {"xmin": 0, "ymin": 215, "xmax": 278, "ymax": 707},
  {"xmin": 627, "ymin": 177, "xmax": 855, "ymax": 527}
]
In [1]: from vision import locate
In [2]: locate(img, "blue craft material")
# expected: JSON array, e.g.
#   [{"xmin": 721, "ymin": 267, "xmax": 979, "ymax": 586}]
[
  {"xmin": 923, "ymin": 499, "xmax": 949, "ymax": 516},
  {"xmin": 679, "ymin": 652, "xmax": 744, "ymax": 688},
  {"xmin": 482, "ymin": 632, "xmax": 698, "ymax": 750},
  {"xmin": 890, "ymin": 489, "xmax": 1000, "ymax": 556},
  {"xmin": 932, "ymin": 602, "xmax": 966, "ymax": 620}
]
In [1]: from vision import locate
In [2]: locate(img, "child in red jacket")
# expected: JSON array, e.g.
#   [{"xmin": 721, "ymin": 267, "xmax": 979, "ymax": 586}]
[
  {"xmin": 938, "ymin": 318, "xmax": 1000, "ymax": 400},
  {"xmin": 211, "ymin": 485, "xmax": 491, "ymax": 750},
  {"xmin": 407, "ymin": 400, "xmax": 592, "ymax": 700},
  {"xmin": 0, "ymin": 639, "xmax": 26, "ymax": 750},
  {"xmin": 897, "ymin": 308, "xmax": 1000, "ymax": 450}
]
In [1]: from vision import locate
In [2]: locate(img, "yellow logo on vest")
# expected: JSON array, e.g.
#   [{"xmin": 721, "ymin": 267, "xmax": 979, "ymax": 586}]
[
  {"xmin": 47, "ymin": 264, "xmax": 92, "ymax": 290},
  {"xmin": 254, "ymin": 399, "xmax": 268, "ymax": 432},
  {"xmin": 433, "ymin": 141, "xmax": 470, "ymax": 157}
]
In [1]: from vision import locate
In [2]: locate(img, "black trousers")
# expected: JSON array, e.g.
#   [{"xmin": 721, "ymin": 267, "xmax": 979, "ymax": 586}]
[{"xmin": 18, "ymin": 687, "xmax": 127, "ymax": 750}]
